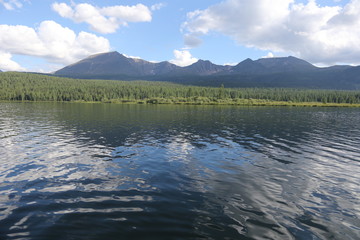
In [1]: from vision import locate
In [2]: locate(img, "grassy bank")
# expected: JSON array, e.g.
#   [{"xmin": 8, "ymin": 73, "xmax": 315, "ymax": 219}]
[
  {"xmin": 3, "ymin": 98, "xmax": 360, "ymax": 107},
  {"xmin": 97, "ymin": 98, "xmax": 360, "ymax": 107}
]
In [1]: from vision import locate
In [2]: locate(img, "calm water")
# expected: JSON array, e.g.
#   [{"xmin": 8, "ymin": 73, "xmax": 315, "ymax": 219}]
[{"xmin": 0, "ymin": 103, "xmax": 359, "ymax": 240}]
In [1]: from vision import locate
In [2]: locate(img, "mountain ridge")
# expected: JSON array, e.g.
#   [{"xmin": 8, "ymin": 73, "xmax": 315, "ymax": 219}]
[
  {"xmin": 55, "ymin": 51, "xmax": 322, "ymax": 77},
  {"xmin": 53, "ymin": 51, "xmax": 360, "ymax": 90}
]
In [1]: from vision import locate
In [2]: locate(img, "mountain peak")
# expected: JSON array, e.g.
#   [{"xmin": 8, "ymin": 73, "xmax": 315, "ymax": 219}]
[
  {"xmin": 256, "ymin": 56, "xmax": 316, "ymax": 72},
  {"xmin": 85, "ymin": 51, "xmax": 122, "ymax": 59},
  {"xmin": 190, "ymin": 59, "xmax": 215, "ymax": 67},
  {"xmin": 195, "ymin": 59, "xmax": 211, "ymax": 63},
  {"xmin": 231, "ymin": 58, "xmax": 265, "ymax": 74},
  {"xmin": 55, "ymin": 51, "xmax": 180, "ymax": 76},
  {"xmin": 183, "ymin": 59, "xmax": 228, "ymax": 75},
  {"xmin": 56, "ymin": 51, "xmax": 135, "ymax": 76},
  {"xmin": 243, "ymin": 58, "xmax": 253, "ymax": 62}
]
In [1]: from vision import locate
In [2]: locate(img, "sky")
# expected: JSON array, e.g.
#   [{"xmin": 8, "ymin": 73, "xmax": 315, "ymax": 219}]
[{"xmin": 0, "ymin": 0, "xmax": 359, "ymax": 72}]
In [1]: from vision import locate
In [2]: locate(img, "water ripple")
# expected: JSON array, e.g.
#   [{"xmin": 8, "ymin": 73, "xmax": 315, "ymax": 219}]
[{"xmin": 0, "ymin": 103, "xmax": 359, "ymax": 239}]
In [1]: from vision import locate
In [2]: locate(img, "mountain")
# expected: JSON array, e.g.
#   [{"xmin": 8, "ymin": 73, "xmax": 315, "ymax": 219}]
[
  {"xmin": 54, "ymin": 51, "xmax": 360, "ymax": 90},
  {"xmin": 152, "ymin": 61, "xmax": 180, "ymax": 75},
  {"xmin": 340, "ymin": 66, "xmax": 360, "ymax": 85},
  {"xmin": 55, "ymin": 52, "xmax": 317, "ymax": 78},
  {"xmin": 228, "ymin": 56, "xmax": 317, "ymax": 75},
  {"xmin": 173, "ymin": 60, "xmax": 231, "ymax": 76},
  {"xmin": 256, "ymin": 56, "xmax": 317, "ymax": 73},
  {"xmin": 55, "ymin": 52, "xmax": 230, "ymax": 77},
  {"xmin": 230, "ymin": 58, "xmax": 267, "ymax": 74},
  {"xmin": 55, "ymin": 51, "xmax": 180, "ymax": 77}
]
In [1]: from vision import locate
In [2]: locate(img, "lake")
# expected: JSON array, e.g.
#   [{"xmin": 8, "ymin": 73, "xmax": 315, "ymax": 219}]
[{"xmin": 0, "ymin": 103, "xmax": 359, "ymax": 239}]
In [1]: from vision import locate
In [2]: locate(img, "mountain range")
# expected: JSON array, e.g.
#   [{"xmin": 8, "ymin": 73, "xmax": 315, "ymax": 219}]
[{"xmin": 54, "ymin": 51, "xmax": 360, "ymax": 90}]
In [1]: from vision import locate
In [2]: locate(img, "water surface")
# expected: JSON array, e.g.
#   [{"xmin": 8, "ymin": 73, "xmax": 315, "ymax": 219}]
[{"xmin": 0, "ymin": 103, "xmax": 359, "ymax": 239}]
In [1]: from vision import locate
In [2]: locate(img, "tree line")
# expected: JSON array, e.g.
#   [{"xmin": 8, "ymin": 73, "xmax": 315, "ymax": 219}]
[{"xmin": 0, "ymin": 72, "xmax": 360, "ymax": 104}]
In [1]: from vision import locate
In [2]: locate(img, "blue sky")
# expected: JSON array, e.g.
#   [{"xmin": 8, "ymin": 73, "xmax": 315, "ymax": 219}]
[{"xmin": 0, "ymin": 0, "xmax": 358, "ymax": 72}]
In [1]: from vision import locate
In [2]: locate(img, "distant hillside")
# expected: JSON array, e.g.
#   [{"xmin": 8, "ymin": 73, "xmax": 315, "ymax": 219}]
[{"xmin": 54, "ymin": 51, "xmax": 360, "ymax": 90}]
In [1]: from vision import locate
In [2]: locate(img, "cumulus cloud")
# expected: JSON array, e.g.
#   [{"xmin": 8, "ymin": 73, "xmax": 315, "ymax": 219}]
[
  {"xmin": 52, "ymin": 2, "xmax": 152, "ymax": 34},
  {"xmin": 0, "ymin": 20, "xmax": 110, "ymax": 71},
  {"xmin": 170, "ymin": 50, "xmax": 198, "ymax": 67},
  {"xmin": 0, "ymin": 52, "xmax": 25, "ymax": 71},
  {"xmin": 183, "ymin": 0, "xmax": 360, "ymax": 65}
]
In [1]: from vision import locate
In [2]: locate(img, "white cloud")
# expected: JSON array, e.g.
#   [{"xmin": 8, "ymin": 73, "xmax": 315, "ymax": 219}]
[
  {"xmin": 52, "ymin": 2, "xmax": 74, "ymax": 17},
  {"xmin": 151, "ymin": 3, "xmax": 166, "ymax": 11},
  {"xmin": 0, "ymin": 52, "xmax": 25, "ymax": 71},
  {"xmin": 224, "ymin": 62, "xmax": 237, "ymax": 66},
  {"xmin": 123, "ymin": 53, "xmax": 142, "ymax": 59},
  {"xmin": 0, "ymin": 20, "xmax": 110, "ymax": 71},
  {"xmin": 183, "ymin": 0, "xmax": 360, "ymax": 65},
  {"xmin": 32, "ymin": 64, "xmax": 65, "ymax": 74},
  {"xmin": 170, "ymin": 50, "xmax": 198, "ymax": 67},
  {"xmin": 184, "ymin": 33, "xmax": 203, "ymax": 48},
  {"xmin": 262, "ymin": 52, "xmax": 275, "ymax": 58},
  {"xmin": 52, "ymin": 2, "xmax": 152, "ymax": 34},
  {"xmin": 0, "ymin": 0, "xmax": 23, "ymax": 10}
]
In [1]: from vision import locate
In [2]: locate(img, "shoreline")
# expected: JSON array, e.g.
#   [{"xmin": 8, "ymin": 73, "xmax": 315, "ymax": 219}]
[{"xmin": 2, "ymin": 99, "xmax": 360, "ymax": 107}]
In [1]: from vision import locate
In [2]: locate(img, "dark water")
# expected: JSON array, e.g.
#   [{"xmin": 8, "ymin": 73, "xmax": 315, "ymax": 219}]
[{"xmin": 0, "ymin": 103, "xmax": 359, "ymax": 240}]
